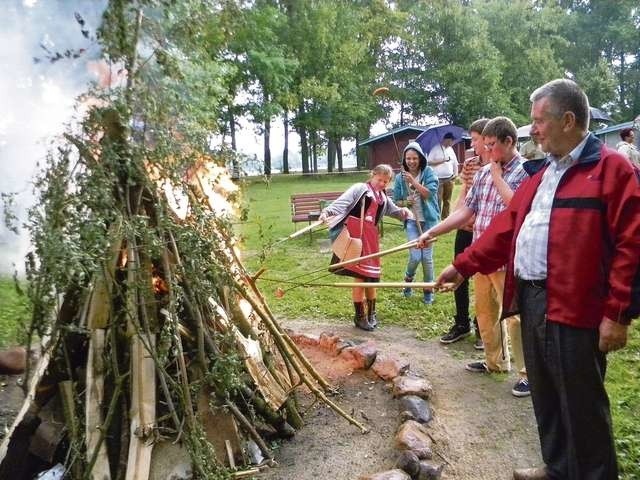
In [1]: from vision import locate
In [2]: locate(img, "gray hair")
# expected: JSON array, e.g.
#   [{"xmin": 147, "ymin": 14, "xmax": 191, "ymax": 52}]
[{"xmin": 530, "ymin": 79, "xmax": 590, "ymax": 130}]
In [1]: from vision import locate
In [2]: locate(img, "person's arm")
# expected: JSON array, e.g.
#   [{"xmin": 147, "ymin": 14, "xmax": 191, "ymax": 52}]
[
  {"xmin": 601, "ymin": 160, "xmax": 640, "ymax": 332},
  {"xmin": 451, "ymin": 150, "xmax": 459, "ymax": 177},
  {"xmin": 401, "ymin": 170, "xmax": 430, "ymax": 200},
  {"xmin": 417, "ymin": 206, "xmax": 474, "ymax": 246},
  {"xmin": 489, "ymin": 161, "xmax": 517, "ymax": 205},
  {"xmin": 384, "ymin": 196, "xmax": 413, "ymax": 221},
  {"xmin": 427, "ymin": 146, "xmax": 446, "ymax": 166},
  {"xmin": 319, "ymin": 183, "xmax": 361, "ymax": 221},
  {"xmin": 453, "ymin": 200, "xmax": 518, "ymax": 278}
]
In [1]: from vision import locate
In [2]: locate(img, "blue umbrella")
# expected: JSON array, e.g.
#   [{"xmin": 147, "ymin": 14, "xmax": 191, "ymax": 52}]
[{"xmin": 415, "ymin": 124, "xmax": 466, "ymax": 155}]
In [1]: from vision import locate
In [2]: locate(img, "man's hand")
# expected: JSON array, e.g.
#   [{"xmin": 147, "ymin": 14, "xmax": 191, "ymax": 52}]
[
  {"xmin": 435, "ymin": 265, "xmax": 465, "ymax": 292},
  {"xmin": 417, "ymin": 230, "xmax": 435, "ymax": 248},
  {"xmin": 598, "ymin": 317, "xmax": 628, "ymax": 353}
]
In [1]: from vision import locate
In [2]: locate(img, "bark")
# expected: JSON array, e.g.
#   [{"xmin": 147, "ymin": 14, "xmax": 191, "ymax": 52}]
[
  {"xmin": 264, "ymin": 117, "xmax": 272, "ymax": 177},
  {"xmin": 327, "ymin": 137, "xmax": 336, "ymax": 173},
  {"xmin": 282, "ymin": 112, "xmax": 289, "ymax": 174}
]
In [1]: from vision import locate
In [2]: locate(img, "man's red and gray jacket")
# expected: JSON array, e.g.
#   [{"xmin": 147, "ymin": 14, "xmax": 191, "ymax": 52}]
[{"xmin": 454, "ymin": 133, "xmax": 640, "ymax": 328}]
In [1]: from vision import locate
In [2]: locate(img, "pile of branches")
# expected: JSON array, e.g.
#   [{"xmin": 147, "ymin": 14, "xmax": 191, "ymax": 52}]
[{"xmin": 0, "ymin": 98, "xmax": 364, "ymax": 479}]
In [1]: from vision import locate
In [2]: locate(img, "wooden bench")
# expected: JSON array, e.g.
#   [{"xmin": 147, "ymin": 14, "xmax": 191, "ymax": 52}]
[
  {"xmin": 290, "ymin": 189, "xmax": 396, "ymax": 240},
  {"xmin": 290, "ymin": 191, "xmax": 343, "ymax": 225}
]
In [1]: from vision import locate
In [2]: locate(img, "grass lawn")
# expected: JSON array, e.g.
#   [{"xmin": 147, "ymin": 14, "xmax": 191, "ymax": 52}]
[
  {"xmin": 0, "ymin": 171, "xmax": 636, "ymax": 477},
  {"xmin": 237, "ymin": 172, "xmax": 458, "ymax": 340},
  {"xmin": 0, "ymin": 277, "xmax": 28, "ymax": 347},
  {"xmin": 238, "ymin": 172, "xmax": 640, "ymax": 479}
]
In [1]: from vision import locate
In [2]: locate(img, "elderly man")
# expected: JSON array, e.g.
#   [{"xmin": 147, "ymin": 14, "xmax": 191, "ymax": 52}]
[{"xmin": 425, "ymin": 79, "xmax": 640, "ymax": 479}]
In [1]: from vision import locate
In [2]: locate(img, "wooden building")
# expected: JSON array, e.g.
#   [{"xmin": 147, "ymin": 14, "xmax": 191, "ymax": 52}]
[{"xmin": 358, "ymin": 125, "xmax": 468, "ymax": 171}]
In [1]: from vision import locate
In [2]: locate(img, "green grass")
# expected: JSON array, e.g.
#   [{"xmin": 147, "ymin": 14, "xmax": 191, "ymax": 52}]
[
  {"xmin": 239, "ymin": 173, "xmax": 640, "ymax": 479},
  {"xmin": 238, "ymin": 172, "xmax": 458, "ymax": 340},
  {"xmin": 0, "ymin": 172, "xmax": 636, "ymax": 477},
  {"xmin": 0, "ymin": 277, "xmax": 29, "ymax": 347}
]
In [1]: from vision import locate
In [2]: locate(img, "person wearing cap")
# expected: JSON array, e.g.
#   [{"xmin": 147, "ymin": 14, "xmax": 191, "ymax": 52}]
[
  {"xmin": 616, "ymin": 127, "xmax": 640, "ymax": 166},
  {"xmin": 427, "ymin": 132, "xmax": 458, "ymax": 218},
  {"xmin": 393, "ymin": 142, "xmax": 440, "ymax": 305}
]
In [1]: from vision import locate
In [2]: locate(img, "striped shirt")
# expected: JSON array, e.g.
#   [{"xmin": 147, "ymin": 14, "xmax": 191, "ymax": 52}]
[
  {"xmin": 465, "ymin": 154, "xmax": 527, "ymax": 242},
  {"xmin": 514, "ymin": 135, "xmax": 589, "ymax": 280},
  {"xmin": 460, "ymin": 156, "xmax": 484, "ymax": 190}
]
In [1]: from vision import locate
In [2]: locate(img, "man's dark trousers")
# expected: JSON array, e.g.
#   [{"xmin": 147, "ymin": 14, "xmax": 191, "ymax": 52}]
[{"xmin": 518, "ymin": 281, "xmax": 618, "ymax": 480}]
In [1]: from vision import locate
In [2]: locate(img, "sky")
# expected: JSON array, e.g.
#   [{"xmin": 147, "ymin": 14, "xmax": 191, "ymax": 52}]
[
  {"xmin": 0, "ymin": 0, "xmax": 107, "ymax": 274},
  {"xmin": 0, "ymin": 1, "xmax": 386, "ymax": 274}
]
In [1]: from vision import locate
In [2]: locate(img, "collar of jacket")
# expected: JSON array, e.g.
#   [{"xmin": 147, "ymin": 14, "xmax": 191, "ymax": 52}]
[{"xmin": 522, "ymin": 132, "xmax": 603, "ymax": 177}]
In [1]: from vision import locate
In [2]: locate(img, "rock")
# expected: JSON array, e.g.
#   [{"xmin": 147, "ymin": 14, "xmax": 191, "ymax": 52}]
[
  {"xmin": 318, "ymin": 332, "xmax": 341, "ymax": 354},
  {"xmin": 371, "ymin": 354, "xmax": 410, "ymax": 381},
  {"xmin": 0, "ymin": 346, "xmax": 27, "ymax": 375},
  {"xmin": 416, "ymin": 461, "xmax": 444, "ymax": 480},
  {"xmin": 399, "ymin": 395, "xmax": 433, "ymax": 424},
  {"xmin": 395, "ymin": 420, "xmax": 433, "ymax": 459},
  {"xmin": 288, "ymin": 332, "xmax": 320, "ymax": 347},
  {"xmin": 358, "ymin": 469, "xmax": 411, "ymax": 480},
  {"xmin": 339, "ymin": 341, "xmax": 377, "ymax": 370},
  {"xmin": 335, "ymin": 339, "xmax": 355, "ymax": 354},
  {"xmin": 392, "ymin": 375, "xmax": 432, "ymax": 399},
  {"xmin": 149, "ymin": 441, "xmax": 193, "ymax": 480},
  {"xmin": 395, "ymin": 450, "xmax": 420, "ymax": 477}
]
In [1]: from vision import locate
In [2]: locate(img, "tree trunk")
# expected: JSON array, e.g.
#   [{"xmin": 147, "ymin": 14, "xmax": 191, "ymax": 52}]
[
  {"xmin": 327, "ymin": 137, "xmax": 336, "ymax": 173},
  {"xmin": 229, "ymin": 107, "xmax": 237, "ymax": 151},
  {"xmin": 298, "ymin": 105, "xmax": 309, "ymax": 173},
  {"xmin": 282, "ymin": 112, "xmax": 289, "ymax": 174},
  {"xmin": 355, "ymin": 126, "xmax": 370, "ymax": 169},
  {"xmin": 311, "ymin": 130, "xmax": 318, "ymax": 173},
  {"xmin": 336, "ymin": 138, "xmax": 343, "ymax": 172},
  {"xmin": 229, "ymin": 107, "xmax": 239, "ymax": 179},
  {"xmin": 619, "ymin": 51, "xmax": 626, "ymax": 116},
  {"xmin": 264, "ymin": 117, "xmax": 272, "ymax": 176}
]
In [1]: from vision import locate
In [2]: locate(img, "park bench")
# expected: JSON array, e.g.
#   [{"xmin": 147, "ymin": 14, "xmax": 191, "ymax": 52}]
[
  {"xmin": 290, "ymin": 191, "xmax": 343, "ymax": 225},
  {"xmin": 290, "ymin": 189, "xmax": 396, "ymax": 239}
]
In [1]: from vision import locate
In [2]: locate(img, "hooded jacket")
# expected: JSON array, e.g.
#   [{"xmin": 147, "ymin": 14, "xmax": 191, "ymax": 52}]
[
  {"xmin": 454, "ymin": 133, "xmax": 640, "ymax": 327},
  {"xmin": 392, "ymin": 142, "xmax": 440, "ymax": 228}
]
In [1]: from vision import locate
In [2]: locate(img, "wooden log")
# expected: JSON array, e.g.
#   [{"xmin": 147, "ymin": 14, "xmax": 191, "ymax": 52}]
[
  {"xmin": 125, "ymin": 334, "xmax": 156, "ymax": 480},
  {"xmin": 85, "ymin": 328, "xmax": 111, "ymax": 480},
  {"xmin": 59, "ymin": 381, "xmax": 83, "ymax": 479}
]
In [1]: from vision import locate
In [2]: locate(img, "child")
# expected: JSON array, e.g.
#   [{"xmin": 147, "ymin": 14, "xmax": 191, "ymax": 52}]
[
  {"xmin": 319, "ymin": 164, "xmax": 412, "ymax": 331},
  {"xmin": 392, "ymin": 142, "xmax": 440, "ymax": 304}
]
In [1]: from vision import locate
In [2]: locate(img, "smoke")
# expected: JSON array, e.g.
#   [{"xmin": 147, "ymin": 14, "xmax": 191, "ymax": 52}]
[{"xmin": 0, "ymin": 0, "xmax": 107, "ymax": 275}]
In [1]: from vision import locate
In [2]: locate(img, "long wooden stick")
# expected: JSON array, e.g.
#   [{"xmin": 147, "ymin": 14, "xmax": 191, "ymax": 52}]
[
  {"xmin": 274, "ymin": 220, "xmax": 324, "ymax": 244},
  {"xmin": 329, "ymin": 238, "xmax": 436, "ymax": 271},
  {"xmin": 300, "ymin": 281, "xmax": 455, "ymax": 290}
]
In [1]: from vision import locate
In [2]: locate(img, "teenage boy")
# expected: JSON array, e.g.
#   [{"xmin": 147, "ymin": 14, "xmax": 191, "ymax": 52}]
[{"xmin": 419, "ymin": 117, "xmax": 530, "ymax": 397}]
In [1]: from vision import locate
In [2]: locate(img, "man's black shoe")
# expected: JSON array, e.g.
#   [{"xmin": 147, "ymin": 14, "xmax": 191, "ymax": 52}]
[{"xmin": 439, "ymin": 324, "xmax": 471, "ymax": 344}]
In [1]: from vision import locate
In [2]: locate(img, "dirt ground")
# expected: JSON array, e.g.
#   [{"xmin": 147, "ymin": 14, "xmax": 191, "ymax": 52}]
[
  {"xmin": 0, "ymin": 319, "xmax": 542, "ymax": 480},
  {"xmin": 260, "ymin": 319, "xmax": 542, "ymax": 480}
]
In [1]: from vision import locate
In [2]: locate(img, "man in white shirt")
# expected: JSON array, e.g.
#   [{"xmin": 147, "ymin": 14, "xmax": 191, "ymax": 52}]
[{"xmin": 427, "ymin": 132, "xmax": 458, "ymax": 218}]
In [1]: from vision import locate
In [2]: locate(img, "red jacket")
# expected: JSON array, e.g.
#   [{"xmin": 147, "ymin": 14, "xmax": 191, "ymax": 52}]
[{"xmin": 454, "ymin": 134, "xmax": 640, "ymax": 328}]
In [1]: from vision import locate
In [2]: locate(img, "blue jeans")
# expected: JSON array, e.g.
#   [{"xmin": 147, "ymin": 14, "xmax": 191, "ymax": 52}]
[{"xmin": 404, "ymin": 220, "xmax": 434, "ymax": 302}]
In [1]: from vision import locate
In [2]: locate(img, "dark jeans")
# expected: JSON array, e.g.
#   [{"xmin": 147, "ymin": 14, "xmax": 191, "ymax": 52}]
[
  {"xmin": 453, "ymin": 229, "xmax": 473, "ymax": 328},
  {"xmin": 518, "ymin": 281, "xmax": 618, "ymax": 480}
]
